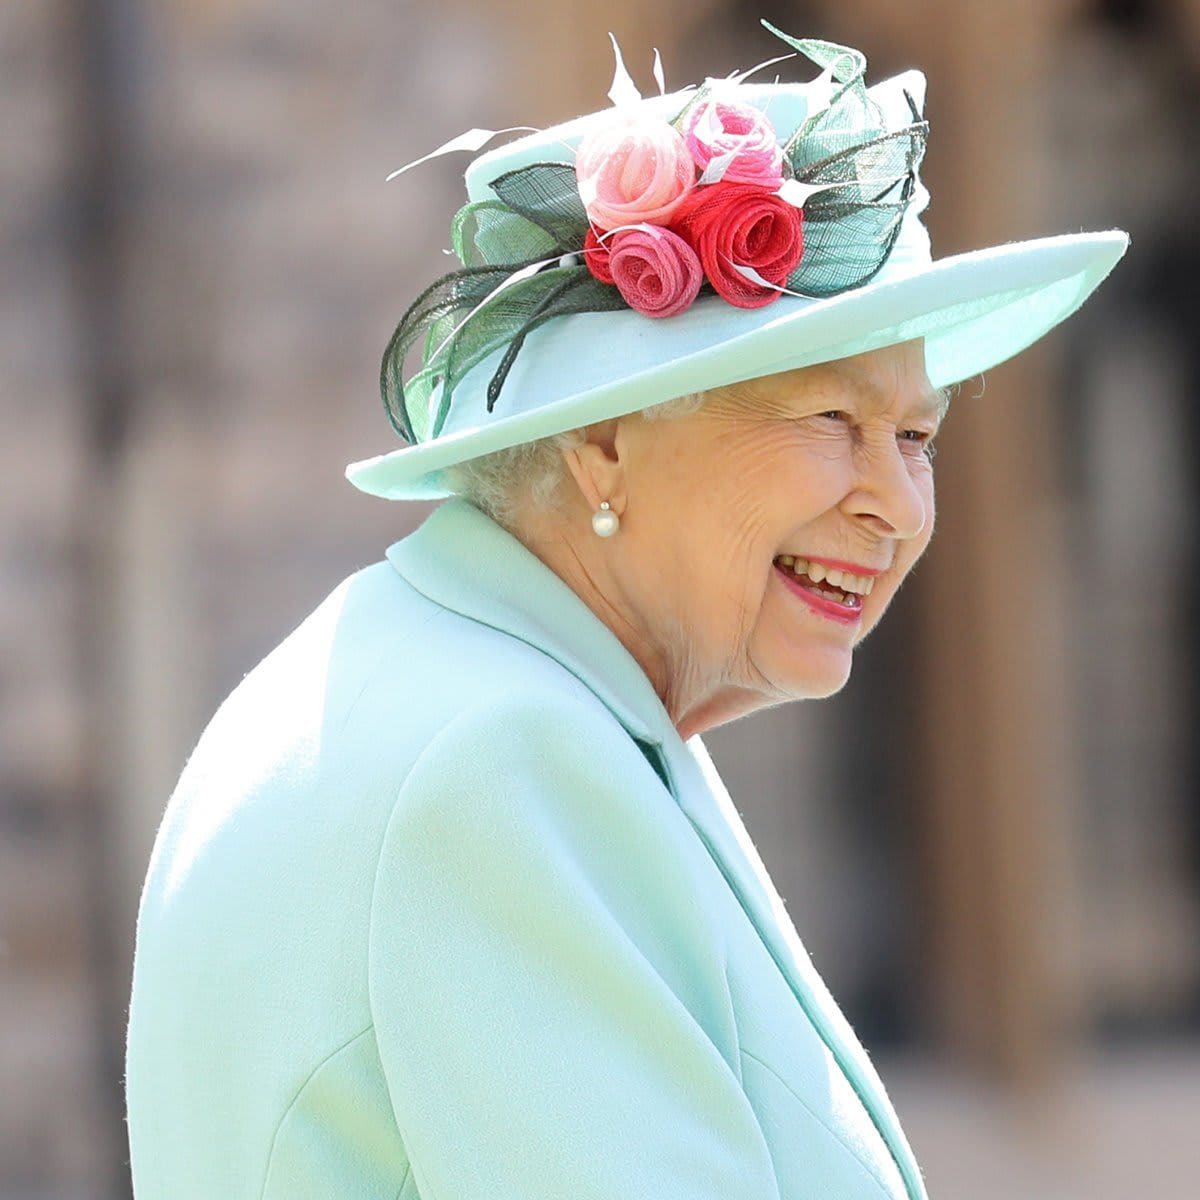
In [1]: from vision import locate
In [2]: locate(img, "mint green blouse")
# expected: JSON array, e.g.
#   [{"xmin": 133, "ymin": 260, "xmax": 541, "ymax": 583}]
[{"xmin": 125, "ymin": 499, "xmax": 928, "ymax": 1200}]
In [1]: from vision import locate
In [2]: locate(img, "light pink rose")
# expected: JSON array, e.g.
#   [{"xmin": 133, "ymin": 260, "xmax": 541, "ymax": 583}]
[
  {"xmin": 574, "ymin": 112, "xmax": 697, "ymax": 232},
  {"xmin": 606, "ymin": 225, "xmax": 703, "ymax": 318},
  {"xmin": 683, "ymin": 96, "xmax": 785, "ymax": 188}
]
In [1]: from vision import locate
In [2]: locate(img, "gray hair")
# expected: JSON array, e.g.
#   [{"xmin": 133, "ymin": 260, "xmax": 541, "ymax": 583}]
[{"xmin": 443, "ymin": 390, "xmax": 707, "ymax": 528}]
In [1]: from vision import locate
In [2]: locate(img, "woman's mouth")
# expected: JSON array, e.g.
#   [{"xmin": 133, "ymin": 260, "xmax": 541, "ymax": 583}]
[{"xmin": 773, "ymin": 555, "xmax": 869, "ymax": 625}]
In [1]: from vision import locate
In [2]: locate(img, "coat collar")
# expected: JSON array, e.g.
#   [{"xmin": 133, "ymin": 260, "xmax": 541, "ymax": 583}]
[
  {"xmin": 386, "ymin": 499, "xmax": 926, "ymax": 1200},
  {"xmin": 386, "ymin": 499, "xmax": 675, "ymax": 746}
]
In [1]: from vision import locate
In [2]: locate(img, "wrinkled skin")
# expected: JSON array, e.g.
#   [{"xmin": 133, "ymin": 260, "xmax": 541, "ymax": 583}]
[{"xmin": 518, "ymin": 338, "xmax": 945, "ymax": 739}]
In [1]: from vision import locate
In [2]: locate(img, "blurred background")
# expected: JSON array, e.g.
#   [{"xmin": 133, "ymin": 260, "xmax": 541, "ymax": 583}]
[{"xmin": 3, "ymin": 0, "xmax": 1198, "ymax": 1196}]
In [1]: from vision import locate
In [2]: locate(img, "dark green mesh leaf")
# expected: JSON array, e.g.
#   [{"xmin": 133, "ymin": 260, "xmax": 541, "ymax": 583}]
[
  {"xmin": 475, "ymin": 271, "xmax": 627, "ymax": 416},
  {"xmin": 782, "ymin": 85, "xmax": 927, "ymax": 297},
  {"xmin": 382, "ymin": 260, "xmax": 627, "ymax": 443},
  {"xmin": 489, "ymin": 162, "xmax": 590, "ymax": 247},
  {"xmin": 438, "ymin": 266, "xmax": 625, "ymax": 429},
  {"xmin": 438, "ymin": 267, "xmax": 579, "ymax": 424},
  {"xmin": 769, "ymin": 36, "xmax": 884, "ymax": 166},
  {"xmin": 380, "ymin": 262, "xmax": 539, "ymax": 443},
  {"xmin": 798, "ymin": 122, "xmax": 927, "ymax": 198},
  {"xmin": 788, "ymin": 172, "xmax": 917, "ymax": 297},
  {"xmin": 784, "ymin": 82, "xmax": 884, "ymax": 172}
]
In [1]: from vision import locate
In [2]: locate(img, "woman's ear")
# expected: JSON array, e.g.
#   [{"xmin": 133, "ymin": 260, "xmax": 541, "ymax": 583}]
[{"xmin": 561, "ymin": 418, "xmax": 629, "ymax": 515}]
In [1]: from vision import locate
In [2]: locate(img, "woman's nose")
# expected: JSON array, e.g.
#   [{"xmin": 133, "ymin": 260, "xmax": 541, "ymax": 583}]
[{"xmin": 844, "ymin": 439, "xmax": 929, "ymax": 539}]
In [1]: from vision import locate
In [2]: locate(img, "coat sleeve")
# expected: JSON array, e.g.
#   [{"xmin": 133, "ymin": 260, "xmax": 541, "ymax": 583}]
[{"xmin": 367, "ymin": 692, "xmax": 781, "ymax": 1200}]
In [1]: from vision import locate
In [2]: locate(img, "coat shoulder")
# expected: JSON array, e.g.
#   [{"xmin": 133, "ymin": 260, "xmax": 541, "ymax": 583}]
[{"xmin": 154, "ymin": 555, "xmax": 645, "ymax": 860}]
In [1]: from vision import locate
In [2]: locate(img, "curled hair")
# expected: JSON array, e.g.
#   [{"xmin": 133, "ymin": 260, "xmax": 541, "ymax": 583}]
[{"xmin": 443, "ymin": 391, "xmax": 706, "ymax": 528}]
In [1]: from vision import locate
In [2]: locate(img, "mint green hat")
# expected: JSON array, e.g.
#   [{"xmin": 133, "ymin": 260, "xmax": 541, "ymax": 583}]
[{"xmin": 345, "ymin": 21, "xmax": 1129, "ymax": 502}]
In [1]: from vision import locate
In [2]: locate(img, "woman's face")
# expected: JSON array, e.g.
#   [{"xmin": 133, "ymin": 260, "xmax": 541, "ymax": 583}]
[{"xmin": 606, "ymin": 339, "xmax": 942, "ymax": 726}]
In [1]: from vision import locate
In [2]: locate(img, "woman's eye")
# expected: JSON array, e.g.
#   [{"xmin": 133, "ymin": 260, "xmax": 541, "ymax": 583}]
[
  {"xmin": 900, "ymin": 429, "xmax": 938, "ymax": 459},
  {"xmin": 818, "ymin": 410, "xmax": 849, "ymax": 422}
]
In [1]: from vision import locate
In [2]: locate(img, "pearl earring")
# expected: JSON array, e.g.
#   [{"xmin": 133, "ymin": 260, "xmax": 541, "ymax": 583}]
[{"xmin": 591, "ymin": 500, "xmax": 619, "ymax": 538}]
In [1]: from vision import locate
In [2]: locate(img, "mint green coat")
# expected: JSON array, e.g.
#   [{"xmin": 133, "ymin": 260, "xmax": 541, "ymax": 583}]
[{"xmin": 125, "ymin": 499, "xmax": 928, "ymax": 1200}]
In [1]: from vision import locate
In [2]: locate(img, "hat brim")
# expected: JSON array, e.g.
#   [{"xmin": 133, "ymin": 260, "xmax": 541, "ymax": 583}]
[{"xmin": 345, "ymin": 229, "xmax": 1128, "ymax": 501}]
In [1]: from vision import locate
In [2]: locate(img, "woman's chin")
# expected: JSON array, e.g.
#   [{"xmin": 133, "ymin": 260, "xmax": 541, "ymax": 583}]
[
  {"xmin": 793, "ymin": 661, "xmax": 853, "ymax": 699},
  {"xmin": 760, "ymin": 641, "xmax": 854, "ymax": 700}
]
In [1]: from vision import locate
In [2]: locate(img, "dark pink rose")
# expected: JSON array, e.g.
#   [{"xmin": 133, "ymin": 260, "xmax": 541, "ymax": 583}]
[{"xmin": 607, "ymin": 225, "xmax": 703, "ymax": 318}]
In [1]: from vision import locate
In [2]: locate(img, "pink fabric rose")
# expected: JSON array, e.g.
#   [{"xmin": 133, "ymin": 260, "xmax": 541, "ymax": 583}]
[
  {"xmin": 606, "ymin": 225, "xmax": 703, "ymax": 318},
  {"xmin": 574, "ymin": 113, "xmax": 697, "ymax": 232},
  {"xmin": 683, "ymin": 96, "xmax": 785, "ymax": 188}
]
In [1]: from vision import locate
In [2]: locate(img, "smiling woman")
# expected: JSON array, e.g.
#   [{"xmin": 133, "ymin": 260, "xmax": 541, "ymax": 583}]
[{"xmin": 124, "ymin": 21, "xmax": 1127, "ymax": 1200}]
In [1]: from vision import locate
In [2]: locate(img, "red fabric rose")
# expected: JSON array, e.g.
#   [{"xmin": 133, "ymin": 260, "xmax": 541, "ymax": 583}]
[
  {"xmin": 670, "ymin": 182, "xmax": 804, "ymax": 308},
  {"xmin": 606, "ymin": 225, "xmax": 703, "ymax": 318},
  {"xmin": 583, "ymin": 227, "xmax": 614, "ymax": 285}
]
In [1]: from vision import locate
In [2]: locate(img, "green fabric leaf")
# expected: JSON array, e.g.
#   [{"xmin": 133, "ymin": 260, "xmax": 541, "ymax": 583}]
[
  {"xmin": 759, "ymin": 25, "xmax": 866, "ymax": 85},
  {"xmin": 452, "ymin": 200, "xmax": 561, "ymax": 268}
]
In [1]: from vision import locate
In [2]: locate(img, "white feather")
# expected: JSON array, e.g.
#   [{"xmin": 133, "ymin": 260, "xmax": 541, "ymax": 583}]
[
  {"xmin": 385, "ymin": 126, "xmax": 539, "ymax": 182},
  {"xmin": 426, "ymin": 255, "xmax": 570, "ymax": 364},
  {"xmin": 726, "ymin": 258, "xmax": 818, "ymax": 299},
  {"xmin": 607, "ymin": 32, "xmax": 642, "ymax": 108},
  {"xmin": 775, "ymin": 178, "xmax": 851, "ymax": 209},
  {"xmin": 697, "ymin": 149, "xmax": 740, "ymax": 185},
  {"xmin": 803, "ymin": 62, "xmax": 839, "ymax": 124},
  {"xmin": 728, "ymin": 51, "xmax": 797, "ymax": 86}
]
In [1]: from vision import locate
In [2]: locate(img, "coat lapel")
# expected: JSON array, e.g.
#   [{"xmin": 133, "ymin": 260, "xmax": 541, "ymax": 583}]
[
  {"xmin": 663, "ymin": 736, "xmax": 928, "ymax": 1200},
  {"xmin": 387, "ymin": 501, "xmax": 926, "ymax": 1200}
]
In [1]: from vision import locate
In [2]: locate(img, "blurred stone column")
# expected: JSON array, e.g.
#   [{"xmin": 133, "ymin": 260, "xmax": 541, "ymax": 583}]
[
  {"xmin": 904, "ymin": 1, "xmax": 1084, "ymax": 1082},
  {"xmin": 62, "ymin": 0, "xmax": 152, "ymax": 1194}
]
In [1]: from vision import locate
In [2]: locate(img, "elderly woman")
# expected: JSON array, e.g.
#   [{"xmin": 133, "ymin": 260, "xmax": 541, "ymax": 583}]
[{"xmin": 124, "ymin": 23, "xmax": 1127, "ymax": 1200}]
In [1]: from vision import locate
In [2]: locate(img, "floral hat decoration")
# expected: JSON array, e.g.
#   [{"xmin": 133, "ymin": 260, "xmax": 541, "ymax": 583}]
[{"xmin": 345, "ymin": 19, "xmax": 1128, "ymax": 500}]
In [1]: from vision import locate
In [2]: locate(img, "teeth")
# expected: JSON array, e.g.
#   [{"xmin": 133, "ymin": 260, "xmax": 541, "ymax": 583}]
[
  {"xmin": 777, "ymin": 556, "xmax": 878, "ymax": 596},
  {"xmin": 811, "ymin": 583, "xmax": 858, "ymax": 606}
]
